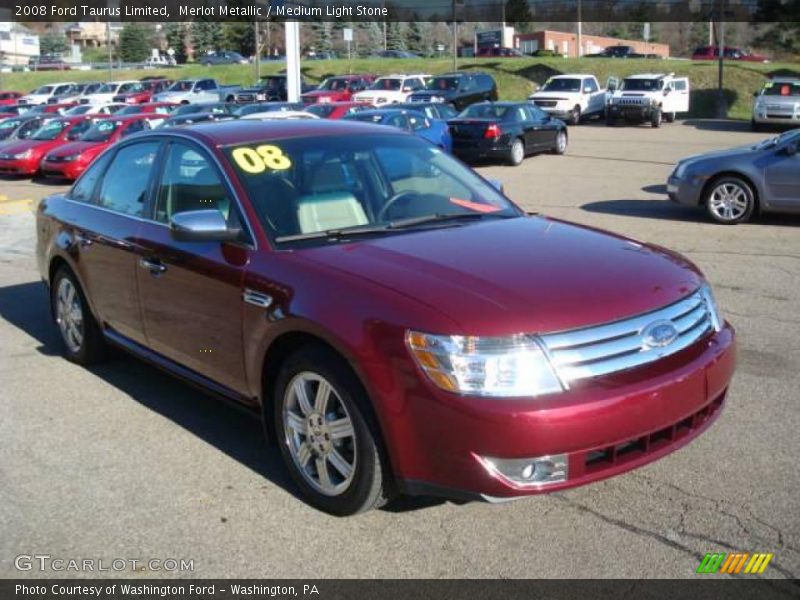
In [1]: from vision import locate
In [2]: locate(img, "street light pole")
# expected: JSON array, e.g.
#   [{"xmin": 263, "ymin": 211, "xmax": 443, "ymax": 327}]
[
  {"xmin": 452, "ymin": 0, "xmax": 457, "ymax": 71},
  {"xmin": 255, "ymin": 21, "xmax": 261, "ymax": 80},
  {"xmin": 716, "ymin": 0, "xmax": 727, "ymax": 118},
  {"xmin": 106, "ymin": 20, "xmax": 112, "ymax": 76}
]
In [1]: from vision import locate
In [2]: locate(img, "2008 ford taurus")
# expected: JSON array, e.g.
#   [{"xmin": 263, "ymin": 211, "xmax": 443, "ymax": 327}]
[{"xmin": 36, "ymin": 120, "xmax": 736, "ymax": 515}]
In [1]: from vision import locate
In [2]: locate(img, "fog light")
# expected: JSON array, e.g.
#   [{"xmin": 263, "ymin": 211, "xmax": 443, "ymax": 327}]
[{"xmin": 477, "ymin": 454, "xmax": 568, "ymax": 487}]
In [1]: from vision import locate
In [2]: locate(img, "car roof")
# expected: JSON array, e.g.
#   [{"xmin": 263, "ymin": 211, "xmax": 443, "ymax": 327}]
[
  {"xmin": 767, "ymin": 78, "xmax": 800, "ymax": 83},
  {"xmin": 625, "ymin": 73, "xmax": 669, "ymax": 79},
  {"xmin": 551, "ymin": 74, "xmax": 595, "ymax": 79},
  {"xmin": 147, "ymin": 118, "xmax": 405, "ymax": 146},
  {"xmin": 377, "ymin": 74, "xmax": 429, "ymax": 79}
]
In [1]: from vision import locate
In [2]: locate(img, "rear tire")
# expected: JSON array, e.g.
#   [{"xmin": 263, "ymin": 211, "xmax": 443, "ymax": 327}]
[
  {"xmin": 272, "ymin": 345, "xmax": 394, "ymax": 516},
  {"xmin": 568, "ymin": 106, "xmax": 581, "ymax": 126},
  {"xmin": 664, "ymin": 111, "xmax": 676, "ymax": 123},
  {"xmin": 51, "ymin": 267, "xmax": 108, "ymax": 365},
  {"xmin": 507, "ymin": 138, "xmax": 525, "ymax": 166}
]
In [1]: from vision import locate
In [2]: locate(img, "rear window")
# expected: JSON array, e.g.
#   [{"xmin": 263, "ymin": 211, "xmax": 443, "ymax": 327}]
[
  {"xmin": 371, "ymin": 78, "xmax": 402, "ymax": 91},
  {"xmin": 81, "ymin": 120, "xmax": 121, "ymax": 142}
]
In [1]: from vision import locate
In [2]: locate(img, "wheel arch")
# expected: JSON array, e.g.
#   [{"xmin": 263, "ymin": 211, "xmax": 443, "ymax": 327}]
[{"xmin": 699, "ymin": 171, "xmax": 761, "ymax": 213}]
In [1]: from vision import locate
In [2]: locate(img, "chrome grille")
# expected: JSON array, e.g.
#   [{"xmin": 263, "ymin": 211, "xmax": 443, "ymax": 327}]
[
  {"xmin": 539, "ymin": 290, "xmax": 712, "ymax": 383},
  {"xmin": 615, "ymin": 97, "xmax": 648, "ymax": 106},
  {"xmin": 534, "ymin": 100, "xmax": 558, "ymax": 108}
]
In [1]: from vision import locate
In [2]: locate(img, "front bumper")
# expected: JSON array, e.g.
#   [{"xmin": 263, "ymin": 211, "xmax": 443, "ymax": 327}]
[
  {"xmin": 752, "ymin": 112, "xmax": 800, "ymax": 126},
  {"xmin": 667, "ymin": 174, "xmax": 706, "ymax": 206},
  {"xmin": 383, "ymin": 325, "xmax": 736, "ymax": 500},
  {"xmin": 0, "ymin": 157, "xmax": 39, "ymax": 175},
  {"xmin": 40, "ymin": 159, "xmax": 84, "ymax": 180}
]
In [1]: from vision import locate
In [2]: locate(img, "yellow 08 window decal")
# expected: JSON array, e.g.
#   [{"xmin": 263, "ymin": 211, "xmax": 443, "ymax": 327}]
[{"xmin": 231, "ymin": 145, "xmax": 292, "ymax": 174}]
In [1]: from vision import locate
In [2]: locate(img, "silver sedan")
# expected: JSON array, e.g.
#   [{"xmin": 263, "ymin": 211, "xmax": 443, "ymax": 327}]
[{"xmin": 667, "ymin": 129, "xmax": 800, "ymax": 224}]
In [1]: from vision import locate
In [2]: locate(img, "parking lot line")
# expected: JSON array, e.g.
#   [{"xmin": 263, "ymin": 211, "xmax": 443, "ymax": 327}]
[{"xmin": 0, "ymin": 199, "xmax": 33, "ymax": 216}]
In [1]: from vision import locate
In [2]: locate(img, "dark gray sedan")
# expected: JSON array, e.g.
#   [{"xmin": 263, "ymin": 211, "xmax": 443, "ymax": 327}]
[{"xmin": 667, "ymin": 129, "xmax": 800, "ymax": 224}]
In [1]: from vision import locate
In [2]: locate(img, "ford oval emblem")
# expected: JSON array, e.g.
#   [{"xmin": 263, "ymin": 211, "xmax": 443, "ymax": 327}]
[{"xmin": 641, "ymin": 320, "xmax": 679, "ymax": 349}]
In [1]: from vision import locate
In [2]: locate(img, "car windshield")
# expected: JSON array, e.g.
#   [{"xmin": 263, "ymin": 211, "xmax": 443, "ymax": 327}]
[
  {"xmin": 0, "ymin": 119, "xmax": 22, "ymax": 130},
  {"xmin": 65, "ymin": 106, "xmax": 93, "ymax": 115},
  {"xmin": 118, "ymin": 82, "xmax": 144, "ymax": 93},
  {"xmin": 370, "ymin": 78, "xmax": 402, "ymax": 91},
  {"xmin": 168, "ymin": 81, "xmax": 195, "ymax": 92},
  {"xmin": 224, "ymin": 134, "xmax": 519, "ymax": 245},
  {"xmin": 32, "ymin": 86, "xmax": 54, "ymax": 94},
  {"xmin": 305, "ymin": 104, "xmax": 336, "ymax": 118},
  {"xmin": 755, "ymin": 129, "xmax": 800, "ymax": 149},
  {"xmin": 319, "ymin": 78, "xmax": 348, "ymax": 91},
  {"xmin": 542, "ymin": 78, "xmax": 582, "ymax": 92},
  {"xmin": 427, "ymin": 77, "xmax": 460, "ymax": 91},
  {"xmin": 97, "ymin": 83, "xmax": 122, "ymax": 93},
  {"xmin": 459, "ymin": 104, "xmax": 518, "ymax": 121},
  {"xmin": 174, "ymin": 103, "xmax": 225, "ymax": 116},
  {"xmin": 621, "ymin": 78, "xmax": 663, "ymax": 91},
  {"xmin": 760, "ymin": 82, "xmax": 800, "ymax": 96},
  {"xmin": 234, "ymin": 103, "xmax": 296, "ymax": 116},
  {"xmin": 31, "ymin": 120, "xmax": 67, "ymax": 140},
  {"xmin": 81, "ymin": 120, "xmax": 120, "ymax": 142},
  {"xmin": 65, "ymin": 120, "xmax": 96, "ymax": 140},
  {"xmin": 262, "ymin": 77, "xmax": 284, "ymax": 90}
]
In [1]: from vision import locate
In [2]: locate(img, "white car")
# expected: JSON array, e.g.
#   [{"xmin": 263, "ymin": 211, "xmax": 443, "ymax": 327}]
[
  {"xmin": 606, "ymin": 73, "xmax": 690, "ymax": 127},
  {"xmin": 529, "ymin": 74, "xmax": 616, "ymax": 125},
  {"xmin": 64, "ymin": 103, "xmax": 127, "ymax": 116},
  {"xmin": 240, "ymin": 111, "xmax": 318, "ymax": 120},
  {"xmin": 19, "ymin": 82, "xmax": 78, "ymax": 105},
  {"xmin": 352, "ymin": 74, "xmax": 429, "ymax": 105},
  {"xmin": 77, "ymin": 81, "xmax": 141, "ymax": 106}
]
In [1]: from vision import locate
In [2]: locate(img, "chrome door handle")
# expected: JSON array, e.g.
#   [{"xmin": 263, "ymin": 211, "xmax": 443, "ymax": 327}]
[
  {"xmin": 74, "ymin": 232, "xmax": 92, "ymax": 247},
  {"xmin": 139, "ymin": 258, "xmax": 167, "ymax": 274}
]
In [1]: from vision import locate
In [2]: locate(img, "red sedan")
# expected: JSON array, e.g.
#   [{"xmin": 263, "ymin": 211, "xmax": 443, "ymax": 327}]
[
  {"xmin": 0, "ymin": 115, "xmax": 106, "ymax": 176},
  {"xmin": 35, "ymin": 120, "xmax": 736, "ymax": 515},
  {"xmin": 112, "ymin": 79, "xmax": 173, "ymax": 104},
  {"xmin": 304, "ymin": 101, "xmax": 371, "ymax": 119},
  {"xmin": 692, "ymin": 45, "xmax": 769, "ymax": 62},
  {"xmin": 300, "ymin": 75, "xmax": 375, "ymax": 104},
  {"xmin": 0, "ymin": 91, "xmax": 23, "ymax": 106},
  {"xmin": 41, "ymin": 114, "xmax": 167, "ymax": 180}
]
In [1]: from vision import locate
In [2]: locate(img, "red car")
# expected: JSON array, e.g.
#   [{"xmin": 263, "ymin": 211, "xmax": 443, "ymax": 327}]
[
  {"xmin": 300, "ymin": 75, "xmax": 375, "ymax": 104},
  {"xmin": 0, "ymin": 91, "xmax": 23, "ymax": 106},
  {"xmin": 304, "ymin": 101, "xmax": 371, "ymax": 119},
  {"xmin": 0, "ymin": 115, "xmax": 106, "ymax": 175},
  {"xmin": 692, "ymin": 45, "xmax": 769, "ymax": 62},
  {"xmin": 112, "ymin": 79, "xmax": 173, "ymax": 104},
  {"xmin": 41, "ymin": 114, "xmax": 167, "ymax": 180},
  {"xmin": 115, "ymin": 102, "xmax": 178, "ymax": 116},
  {"xmin": 35, "ymin": 120, "xmax": 736, "ymax": 515}
]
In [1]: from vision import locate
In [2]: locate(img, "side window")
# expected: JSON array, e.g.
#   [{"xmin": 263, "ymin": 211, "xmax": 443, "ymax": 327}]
[
  {"xmin": 97, "ymin": 142, "xmax": 159, "ymax": 217},
  {"xmin": 121, "ymin": 120, "xmax": 146, "ymax": 137},
  {"xmin": 154, "ymin": 142, "xmax": 243, "ymax": 232},
  {"xmin": 584, "ymin": 78, "xmax": 599, "ymax": 93},
  {"xmin": 408, "ymin": 114, "xmax": 428, "ymax": 131},
  {"xmin": 674, "ymin": 80, "xmax": 687, "ymax": 92},
  {"xmin": 69, "ymin": 151, "xmax": 114, "ymax": 204},
  {"xmin": 386, "ymin": 114, "xmax": 408, "ymax": 129}
]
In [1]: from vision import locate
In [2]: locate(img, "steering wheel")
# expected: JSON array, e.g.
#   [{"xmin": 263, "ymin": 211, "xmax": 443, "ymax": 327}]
[{"xmin": 377, "ymin": 191, "xmax": 420, "ymax": 221}]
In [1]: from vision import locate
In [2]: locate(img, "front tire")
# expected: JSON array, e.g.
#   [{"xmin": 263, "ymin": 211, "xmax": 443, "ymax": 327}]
[
  {"xmin": 664, "ymin": 111, "xmax": 676, "ymax": 123},
  {"xmin": 51, "ymin": 267, "xmax": 108, "ymax": 365},
  {"xmin": 552, "ymin": 129, "xmax": 568, "ymax": 155},
  {"xmin": 705, "ymin": 176, "xmax": 756, "ymax": 224},
  {"xmin": 651, "ymin": 108, "xmax": 662, "ymax": 128},
  {"xmin": 568, "ymin": 106, "xmax": 581, "ymax": 126},
  {"xmin": 507, "ymin": 138, "xmax": 525, "ymax": 166},
  {"xmin": 273, "ymin": 345, "xmax": 394, "ymax": 515}
]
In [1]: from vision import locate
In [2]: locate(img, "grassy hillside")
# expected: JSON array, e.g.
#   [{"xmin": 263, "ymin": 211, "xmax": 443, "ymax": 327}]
[{"xmin": 3, "ymin": 57, "xmax": 798, "ymax": 120}]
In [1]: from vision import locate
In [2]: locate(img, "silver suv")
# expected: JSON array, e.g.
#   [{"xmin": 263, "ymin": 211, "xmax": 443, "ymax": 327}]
[{"xmin": 752, "ymin": 79, "xmax": 800, "ymax": 130}]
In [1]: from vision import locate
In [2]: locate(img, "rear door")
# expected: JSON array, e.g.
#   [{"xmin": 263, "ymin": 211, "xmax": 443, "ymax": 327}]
[
  {"xmin": 524, "ymin": 104, "xmax": 556, "ymax": 149},
  {"xmin": 671, "ymin": 78, "xmax": 690, "ymax": 113},
  {"xmin": 135, "ymin": 140, "xmax": 252, "ymax": 395},
  {"xmin": 66, "ymin": 141, "xmax": 160, "ymax": 344}
]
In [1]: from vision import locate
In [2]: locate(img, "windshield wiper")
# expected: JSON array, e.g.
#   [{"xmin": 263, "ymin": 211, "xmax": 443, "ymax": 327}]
[{"xmin": 274, "ymin": 212, "xmax": 516, "ymax": 243}]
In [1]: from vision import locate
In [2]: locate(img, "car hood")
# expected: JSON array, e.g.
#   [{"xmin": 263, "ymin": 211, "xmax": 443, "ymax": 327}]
[
  {"xmin": 0, "ymin": 139, "xmax": 54, "ymax": 155},
  {"xmin": 296, "ymin": 216, "xmax": 703, "ymax": 334},
  {"xmin": 46, "ymin": 140, "xmax": 104, "ymax": 158},
  {"xmin": 678, "ymin": 143, "xmax": 765, "ymax": 166},
  {"xmin": 531, "ymin": 90, "xmax": 582, "ymax": 99},
  {"xmin": 302, "ymin": 91, "xmax": 347, "ymax": 100}
]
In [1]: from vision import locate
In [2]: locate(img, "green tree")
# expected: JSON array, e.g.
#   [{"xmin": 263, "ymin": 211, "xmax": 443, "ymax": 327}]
[
  {"xmin": 164, "ymin": 23, "xmax": 187, "ymax": 64},
  {"xmin": 191, "ymin": 21, "xmax": 224, "ymax": 57},
  {"xmin": 308, "ymin": 22, "xmax": 333, "ymax": 54},
  {"xmin": 118, "ymin": 23, "xmax": 152, "ymax": 62},
  {"xmin": 386, "ymin": 22, "xmax": 408, "ymax": 51},
  {"xmin": 222, "ymin": 22, "xmax": 255, "ymax": 56},
  {"xmin": 407, "ymin": 21, "xmax": 433, "ymax": 55},
  {"xmin": 754, "ymin": 1, "xmax": 800, "ymax": 55},
  {"xmin": 40, "ymin": 34, "xmax": 68, "ymax": 56},
  {"xmin": 505, "ymin": 0, "xmax": 532, "ymax": 27},
  {"xmin": 359, "ymin": 22, "xmax": 384, "ymax": 55}
]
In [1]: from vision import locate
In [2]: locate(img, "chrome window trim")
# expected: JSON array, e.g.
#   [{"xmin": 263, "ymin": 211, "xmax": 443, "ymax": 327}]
[{"xmin": 538, "ymin": 289, "xmax": 713, "ymax": 383}]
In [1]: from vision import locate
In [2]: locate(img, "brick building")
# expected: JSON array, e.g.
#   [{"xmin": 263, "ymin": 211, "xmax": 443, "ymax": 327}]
[{"xmin": 515, "ymin": 30, "xmax": 670, "ymax": 58}]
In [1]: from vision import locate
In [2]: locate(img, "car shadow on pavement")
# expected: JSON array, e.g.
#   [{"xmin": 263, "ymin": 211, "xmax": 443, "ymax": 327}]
[
  {"xmin": 680, "ymin": 119, "xmax": 753, "ymax": 133},
  {"xmin": 0, "ymin": 280, "xmax": 452, "ymax": 515}
]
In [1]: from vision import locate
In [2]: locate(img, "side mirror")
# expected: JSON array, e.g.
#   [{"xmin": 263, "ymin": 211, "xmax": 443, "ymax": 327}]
[
  {"xmin": 584, "ymin": 87, "xmax": 592, "ymax": 94},
  {"xmin": 488, "ymin": 178, "xmax": 504, "ymax": 193},
  {"xmin": 170, "ymin": 210, "xmax": 241, "ymax": 242}
]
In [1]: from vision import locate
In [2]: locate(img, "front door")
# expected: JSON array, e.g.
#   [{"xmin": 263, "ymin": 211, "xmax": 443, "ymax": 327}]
[
  {"xmin": 136, "ymin": 140, "xmax": 252, "ymax": 395},
  {"xmin": 764, "ymin": 145, "xmax": 800, "ymax": 207}
]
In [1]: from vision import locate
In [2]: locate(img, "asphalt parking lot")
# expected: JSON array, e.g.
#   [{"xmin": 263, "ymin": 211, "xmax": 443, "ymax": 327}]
[{"xmin": 0, "ymin": 120, "xmax": 798, "ymax": 583}]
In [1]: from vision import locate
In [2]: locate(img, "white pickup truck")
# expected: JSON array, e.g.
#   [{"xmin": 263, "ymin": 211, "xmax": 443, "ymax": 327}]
[
  {"xmin": 352, "ymin": 74, "xmax": 429, "ymax": 105},
  {"xmin": 529, "ymin": 74, "xmax": 616, "ymax": 125},
  {"xmin": 606, "ymin": 73, "xmax": 690, "ymax": 127},
  {"xmin": 19, "ymin": 82, "xmax": 78, "ymax": 105},
  {"xmin": 152, "ymin": 78, "xmax": 242, "ymax": 104}
]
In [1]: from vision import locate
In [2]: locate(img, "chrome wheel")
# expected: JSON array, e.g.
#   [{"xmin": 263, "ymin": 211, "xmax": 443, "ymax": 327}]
[
  {"xmin": 510, "ymin": 139, "xmax": 524, "ymax": 165},
  {"xmin": 282, "ymin": 372, "xmax": 357, "ymax": 497},
  {"xmin": 55, "ymin": 277, "xmax": 83, "ymax": 354},
  {"xmin": 709, "ymin": 182, "xmax": 749, "ymax": 222},
  {"xmin": 555, "ymin": 131, "xmax": 567, "ymax": 154}
]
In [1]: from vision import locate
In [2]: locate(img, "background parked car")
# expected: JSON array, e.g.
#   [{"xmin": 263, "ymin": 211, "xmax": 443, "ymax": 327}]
[
  {"xmin": 388, "ymin": 102, "xmax": 459, "ymax": 121},
  {"xmin": 344, "ymin": 108, "xmax": 453, "ymax": 152},
  {"xmin": 477, "ymin": 47, "xmax": 524, "ymax": 58},
  {"xmin": 0, "ymin": 115, "xmax": 47, "ymax": 143},
  {"xmin": 160, "ymin": 112, "xmax": 238, "ymax": 128},
  {"xmin": 692, "ymin": 46, "xmax": 769, "ymax": 63},
  {"xmin": 0, "ymin": 91, "xmax": 23, "ymax": 106},
  {"xmin": 115, "ymin": 102, "xmax": 178, "ymax": 116},
  {"xmin": 201, "ymin": 51, "xmax": 249, "ymax": 66},
  {"xmin": 300, "ymin": 75, "xmax": 375, "ymax": 104},
  {"xmin": 302, "ymin": 102, "xmax": 370, "ymax": 119},
  {"xmin": 236, "ymin": 75, "xmax": 313, "ymax": 103},
  {"xmin": 751, "ymin": 79, "xmax": 800, "ymax": 130},
  {"xmin": 407, "ymin": 72, "xmax": 498, "ymax": 111},
  {"xmin": 449, "ymin": 102, "xmax": 568, "ymax": 166},
  {"xmin": 352, "ymin": 74, "xmax": 429, "ymax": 105},
  {"xmin": 232, "ymin": 102, "xmax": 305, "ymax": 117}
]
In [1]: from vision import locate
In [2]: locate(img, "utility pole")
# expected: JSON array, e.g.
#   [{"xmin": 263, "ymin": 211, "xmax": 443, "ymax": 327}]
[
  {"xmin": 716, "ymin": 0, "xmax": 727, "ymax": 118},
  {"xmin": 452, "ymin": 0, "xmax": 458, "ymax": 71},
  {"xmin": 255, "ymin": 21, "xmax": 261, "ymax": 80},
  {"xmin": 285, "ymin": 21, "xmax": 301, "ymax": 102},
  {"xmin": 577, "ymin": 0, "xmax": 582, "ymax": 57},
  {"xmin": 106, "ymin": 20, "xmax": 112, "ymax": 76}
]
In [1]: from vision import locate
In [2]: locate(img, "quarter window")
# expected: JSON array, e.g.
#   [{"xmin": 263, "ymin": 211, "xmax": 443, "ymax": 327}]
[
  {"xmin": 96, "ymin": 142, "xmax": 159, "ymax": 217},
  {"xmin": 69, "ymin": 152, "xmax": 114, "ymax": 204}
]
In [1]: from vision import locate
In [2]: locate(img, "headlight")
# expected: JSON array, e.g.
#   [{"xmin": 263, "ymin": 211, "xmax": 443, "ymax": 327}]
[
  {"xmin": 13, "ymin": 149, "xmax": 32, "ymax": 159},
  {"xmin": 406, "ymin": 331, "xmax": 564, "ymax": 398},
  {"xmin": 701, "ymin": 283, "xmax": 724, "ymax": 332},
  {"xmin": 430, "ymin": 96, "xmax": 445, "ymax": 103}
]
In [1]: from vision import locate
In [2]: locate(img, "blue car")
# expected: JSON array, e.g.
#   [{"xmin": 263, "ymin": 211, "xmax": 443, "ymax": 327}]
[{"xmin": 343, "ymin": 108, "xmax": 453, "ymax": 153}]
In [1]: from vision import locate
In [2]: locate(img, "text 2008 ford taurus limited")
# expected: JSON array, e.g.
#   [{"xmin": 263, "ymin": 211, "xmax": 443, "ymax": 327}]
[{"xmin": 36, "ymin": 120, "xmax": 736, "ymax": 515}]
